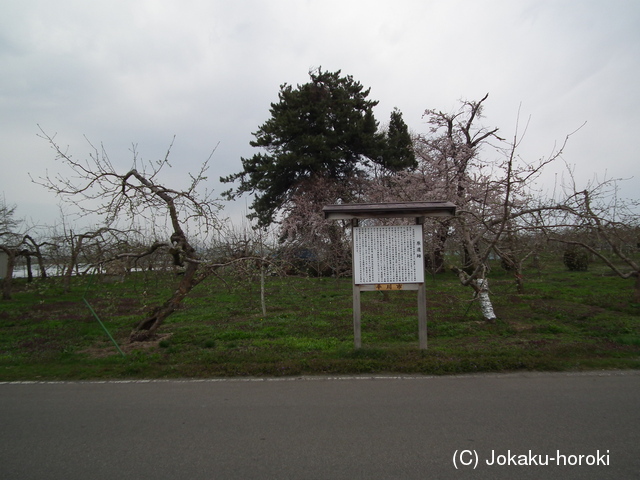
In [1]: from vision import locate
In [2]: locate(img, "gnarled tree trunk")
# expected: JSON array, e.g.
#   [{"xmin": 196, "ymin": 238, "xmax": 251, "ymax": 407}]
[
  {"xmin": 130, "ymin": 261, "xmax": 204, "ymax": 342},
  {"xmin": 1, "ymin": 250, "xmax": 16, "ymax": 300}
]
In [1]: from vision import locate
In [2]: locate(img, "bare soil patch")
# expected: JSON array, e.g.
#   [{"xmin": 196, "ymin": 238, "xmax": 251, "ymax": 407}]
[{"xmin": 80, "ymin": 333, "xmax": 172, "ymax": 358}]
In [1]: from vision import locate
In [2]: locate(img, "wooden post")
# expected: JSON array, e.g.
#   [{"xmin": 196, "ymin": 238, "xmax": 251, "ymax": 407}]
[
  {"xmin": 353, "ymin": 285, "xmax": 362, "ymax": 349},
  {"xmin": 351, "ymin": 218, "xmax": 361, "ymax": 349},
  {"xmin": 418, "ymin": 282, "xmax": 427, "ymax": 350},
  {"xmin": 416, "ymin": 216, "xmax": 427, "ymax": 349}
]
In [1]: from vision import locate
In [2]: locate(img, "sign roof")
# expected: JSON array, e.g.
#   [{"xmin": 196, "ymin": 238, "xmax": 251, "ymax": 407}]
[{"xmin": 323, "ymin": 201, "xmax": 456, "ymax": 220}]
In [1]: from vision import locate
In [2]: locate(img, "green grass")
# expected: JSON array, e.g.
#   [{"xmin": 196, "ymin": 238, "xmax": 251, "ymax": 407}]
[{"xmin": 0, "ymin": 259, "xmax": 639, "ymax": 380}]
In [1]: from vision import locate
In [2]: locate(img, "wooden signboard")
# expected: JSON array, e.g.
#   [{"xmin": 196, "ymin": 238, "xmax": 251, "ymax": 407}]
[
  {"xmin": 323, "ymin": 202, "xmax": 456, "ymax": 350},
  {"xmin": 353, "ymin": 225, "xmax": 424, "ymax": 285},
  {"xmin": 351, "ymin": 223, "xmax": 427, "ymax": 350}
]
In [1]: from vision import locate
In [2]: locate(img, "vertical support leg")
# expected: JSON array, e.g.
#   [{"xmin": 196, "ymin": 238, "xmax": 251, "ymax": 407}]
[
  {"xmin": 416, "ymin": 217, "xmax": 427, "ymax": 349},
  {"xmin": 353, "ymin": 285, "xmax": 362, "ymax": 349},
  {"xmin": 351, "ymin": 218, "xmax": 361, "ymax": 349},
  {"xmin": 418, "ymin": 282, "xmax": 427, "ymax": 350}
]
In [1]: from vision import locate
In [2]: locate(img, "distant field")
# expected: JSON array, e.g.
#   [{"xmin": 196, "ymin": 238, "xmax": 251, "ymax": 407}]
[{"xmin": 1, "ymin": 258, "xmax": 639, "ymax": 380}]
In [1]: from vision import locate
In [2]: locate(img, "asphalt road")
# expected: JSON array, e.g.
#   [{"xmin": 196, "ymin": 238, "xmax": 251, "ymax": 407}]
[{"xmin": 1, "ymin": 371, "xmax": 639, "ymax": 480}]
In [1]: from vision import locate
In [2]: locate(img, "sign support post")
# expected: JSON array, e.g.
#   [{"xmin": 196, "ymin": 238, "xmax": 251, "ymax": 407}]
[
  {"xmin": 353, "ymin": 283, "xmax": 362, "ymax": 349},
  {"xmin": 351, "ymin": 219, "xmax": 361, "ymax": 348},
  {"xmin": 418, "ymin": 281, "xmax": 427, "ymax": 349}
]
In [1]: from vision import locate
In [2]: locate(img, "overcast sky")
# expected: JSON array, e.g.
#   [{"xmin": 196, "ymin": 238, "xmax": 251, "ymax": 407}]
[{"xmin": 2, "ymin": 0, "xmax": 639, "ymax": 228}]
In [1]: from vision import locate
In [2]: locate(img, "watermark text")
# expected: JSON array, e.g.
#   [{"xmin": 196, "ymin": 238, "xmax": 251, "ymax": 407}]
[{"xmin": 452, "ymin": 449, "xmax": 610, "ymax": 469}]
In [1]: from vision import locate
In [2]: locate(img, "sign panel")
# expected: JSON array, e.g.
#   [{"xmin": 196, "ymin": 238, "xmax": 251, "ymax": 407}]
[{"xmin": 353, "ymin": 225, "xmax": 424, "ymax": 284}]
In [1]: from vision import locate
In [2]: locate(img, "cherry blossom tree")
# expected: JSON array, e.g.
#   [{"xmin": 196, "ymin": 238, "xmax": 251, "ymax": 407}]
[
  {"xmin": 365, "ymin": 97, "xmax": 574, "ymax": 320},
  {"xmin": 278, "ymin": 175, "xmax": 364, "ymax": 277}
]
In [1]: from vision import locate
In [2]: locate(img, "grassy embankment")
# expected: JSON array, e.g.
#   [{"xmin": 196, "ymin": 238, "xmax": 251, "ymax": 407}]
[{"xmin": 1, "ymin": 258, "xmax": 639, "ymax": 380}]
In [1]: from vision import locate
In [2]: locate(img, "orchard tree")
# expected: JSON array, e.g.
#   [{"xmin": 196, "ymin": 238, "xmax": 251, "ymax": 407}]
[
  {"xmin": 545, "ymin": 175, "xmax": 640, "ymax": 302},
  {"xmin": 366, "ymin": 98, "xmax": 573, "ymax": 321},
  {"xmin": 221, "ymin": 68, "xmax": 414, "ymax": 226},
  {"xmin": 278, "ymin": 175, "xmax": 362, "ymax": 277},
  {"xmin": 34, "ymin": 131, "xmax": 229, "ymax": 341},
  {"xmin": 492, "ymin": 226, "xmax": 545, "ymax": 294},
  {"xmin": 418, "ymin": 94, "xmax": 502, "ymax": 273},
  {"xmin": 367, "ymin": 94, "xmax": 503, "ymax": 273},
  {"xmin": 0, "ymin": 199, "xmax": 19, "ymax": 236},
  {"xmin": 57, "ymin": 225, "xmax": 129, "ymax": 293},
  {"xmin": 0, "ymin": 200, "xmax": 21, "ymax": 299},
  {"xmin": 0, "ymin": 200, "xmax": 47, "ymax": 298}
]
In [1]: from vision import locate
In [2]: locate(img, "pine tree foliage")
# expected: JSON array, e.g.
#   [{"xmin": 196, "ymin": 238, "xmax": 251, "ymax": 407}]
[
  {"xmin": 382, "ymin": 108, "xmax": 417, "ymax": 172},
  {"xmin": 221, "ymin": 68, "xmax": 414, "ymax": 225}
]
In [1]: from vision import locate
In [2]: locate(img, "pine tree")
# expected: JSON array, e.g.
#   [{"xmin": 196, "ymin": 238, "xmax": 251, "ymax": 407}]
[
  {"xmin": 381, "ymin": 108, "xmax": 416, "ymax": 171},
  {"xmin": 222, "ymin": 68, "xmax": 413, "ymax": 225}
]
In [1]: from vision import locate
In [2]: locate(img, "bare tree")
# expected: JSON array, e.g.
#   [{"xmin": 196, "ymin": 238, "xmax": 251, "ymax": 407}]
[
  {"xmin": 492, "ymin": 228, "xmax": 545, "ymax": 294},
  {"xmin": 0, "ymin": 201, "xmax": 49, "ymax": 298},
  {"xmin": 34, "ymin": 130, "xmax": 226, "ymax": 341},
  {"xmin": 215, "ymin": 220, "xmax": 281, "ymax": 315},
  {"xmin": 546, "ymin": 174, "xmax": 640, "ymax": 301},
  {"xmin": 60, "ymin": 226, "xmax": 132, "ymax": 292},
  {"xmin": 19, "ymin": 234, "xmax": 48, "ymax": 282},
  {"xmin": 0, "ymin": 200, "xmax": 21, "ymax": 300}
]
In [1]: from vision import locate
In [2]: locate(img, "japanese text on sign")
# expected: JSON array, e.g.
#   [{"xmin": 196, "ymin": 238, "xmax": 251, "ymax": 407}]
[{"xmin": 353, "ymin": 225, "xmax": 425, "ymax": 284}]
